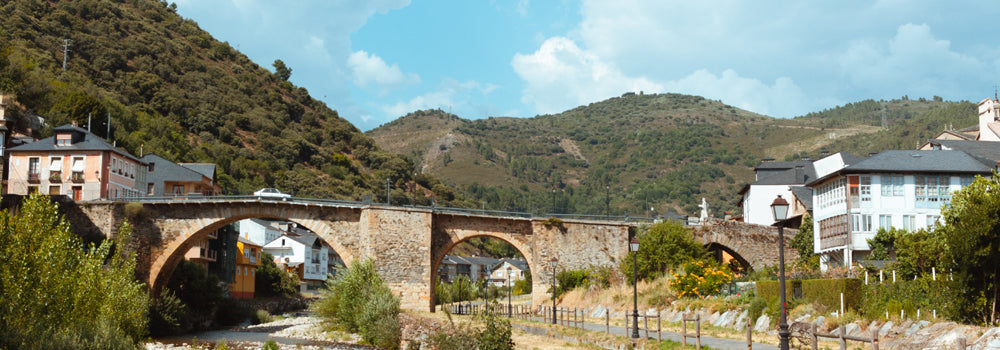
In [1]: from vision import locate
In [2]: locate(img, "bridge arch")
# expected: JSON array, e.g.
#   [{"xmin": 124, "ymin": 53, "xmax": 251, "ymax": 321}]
[
  {"xmin": 145, "ymin": 202, "xmax": 363, "ymax": 295},
  {"xmin": 429, "ymin": 214, "xmax": 537, "ymax": 311},
  {"xmin": 705, "ymin": 242, "xmax": 751, "ymax": 273},
  {"xmin": 690, "ymin": 220, "xmax": 796, "ymax": 271}
]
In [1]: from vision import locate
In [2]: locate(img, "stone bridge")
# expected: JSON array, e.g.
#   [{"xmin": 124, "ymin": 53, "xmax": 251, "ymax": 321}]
[{"xmin": 29, "ymin": 197, "xmax": 793, "ymax": 311}]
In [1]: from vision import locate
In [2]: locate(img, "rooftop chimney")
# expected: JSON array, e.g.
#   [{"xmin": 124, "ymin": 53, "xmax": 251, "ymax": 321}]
[{"xmin": 794, "ymin": 165, "xmax": 804, "ymax": 183}]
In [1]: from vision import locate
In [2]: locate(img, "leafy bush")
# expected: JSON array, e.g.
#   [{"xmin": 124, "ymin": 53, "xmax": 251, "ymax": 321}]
[
  {"xmin": 621, "ymin": 221, "xmax": 706, "ymax": 283},
  {"xmin": 556, "ymin": 269, "xmax": 590, "ymax": 296},
  {"xmin": 256, "ymin": 252, "xmax": 301, "ymax": 298},
  {"xmin": 671, "ymin": 259, "xmax": 733, "ymax": 298},
  {"xmin": 860, "ymin": 276, "xmax": 953, "ymax": 320},
  {"xmin": 262, "ymin": 339, "xmax": 279, "ymax": 350},
  {"xmin": 0, "ymin": 193, "xmax": 149, "ymax": 349},
  {"xmin": 253, "ymin": 310, "xmax": 273, "ymax": 325},
  {"xmin": 313, "ymin": 259, "xmax": 400, "ymax": 349},
  {"xmin": 424, "ymin": 301, "xmax": 514, "ymax": 350},
  {"xmin": 757, "ymin": 278, "xmax": 862, "ymax": 312}
]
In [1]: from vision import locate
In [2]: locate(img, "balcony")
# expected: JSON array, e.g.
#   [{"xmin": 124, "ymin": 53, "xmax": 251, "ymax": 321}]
[
  {"xmin": 49, "ymin": 171, "xmax": 62, "ymax": 183},
  {"xmin": 27, "ymin": 173, "xmax": 41, "ymax": 183},
  {"xmin": 71, "ymin": 171, "xmax": 85, "ymax": 183}
]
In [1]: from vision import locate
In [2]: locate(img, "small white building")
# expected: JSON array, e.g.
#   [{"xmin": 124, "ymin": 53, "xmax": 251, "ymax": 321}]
[
  {"xmin": 237, "ymin": 218, "xmax": 292, "ymax": 247},
  {"xmin": 263, "ymin": 234, "xmax": 335, "ymax": 288},
  {"xmin": 488, "ymin": 259, "xmax": 528, "ymax": 287}
]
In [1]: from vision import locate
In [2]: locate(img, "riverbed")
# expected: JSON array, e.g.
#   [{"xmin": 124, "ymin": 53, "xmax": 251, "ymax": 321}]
[{"xmin": 145, "ymin": 316, "xmax": 373, "ymax": 350}]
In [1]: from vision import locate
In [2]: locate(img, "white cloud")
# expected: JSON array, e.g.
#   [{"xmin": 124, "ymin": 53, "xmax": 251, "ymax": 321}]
[
  {"xmin": 379, "ymin": 79, "xmax": 499, "ymax": 118},
  {"xmin": 665, "ymin": 70, "xmax": 823, "ymax": 118},
  {"xmin": 512, "ymin": 37, "xmax": 663, "ymax": 115},
  {"xmin": 348, "ymin": 50, "xmax": 420, "ymax": 93}
]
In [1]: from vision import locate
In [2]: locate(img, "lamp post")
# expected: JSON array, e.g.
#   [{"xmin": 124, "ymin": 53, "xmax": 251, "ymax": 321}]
[
  {"xmin": 771, "ymin": 195, "xmax": 790, "ymax": 350},
  {"xmin": 630, "ymin": 237, "xmax": 640, "ymax": 339},
  {"xmin": 507, "ymin": 266, "xmax": 513, "ymax": 318},
  {"xmin": 606, "ymin": 185, "xmax": 610, "ymax": 219},
  {"xmin": 550, "ymin": 257, "xmax": 558, "ymax": 324}
]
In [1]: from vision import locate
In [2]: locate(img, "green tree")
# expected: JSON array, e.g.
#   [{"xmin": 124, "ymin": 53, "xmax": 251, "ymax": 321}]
[
  {"xmin": 790, "ymin": 214, "xmax": 814, "ymax": 260},
  {"xmin": 938, "ymin": 172, "xmax": 1000, "ymax": 324},
  {"xmin": 272, "ymin": 59, "xmax": 292, "ymax": 81},
  {"xmin": 255, "ymin": 252, "xmax": 301, "ymax": 298},
  {"xmin": 620, "ymin": 220, "xmax": 706, "ymax": 283},
  {"xmin": 313, "ymin": 259, "xmax": 400, "ymax": 349},
  {"xmin": 0, "ymin": 194, "xmax": 149, "ymax": 349},
  {"xmin": 866, "ymin": 227, "xmax": 900, "ymax": 261},
  {"xmin": 893, "ymin": 228, "xmax": 945, "ymax": 279}
]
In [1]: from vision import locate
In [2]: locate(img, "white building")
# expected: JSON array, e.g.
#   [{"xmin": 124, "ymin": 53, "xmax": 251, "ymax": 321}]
[
  {"xmin": 237, "ymin": 218, "xmax": 291, "ymax": 247},
  {"xmin": 738, "ymin": 159, "xmax": 817, "ymax": 226},
  {"xmin": 808, "ymin": 150, "xmax": 993, "ymax": 269},
  {"xmin": 488, "ymin": 259, "xmax": 528, "ymax": 287},
  {"xmin": 263, "ymin": 234, "xmax": 333, "ymax": 288}
]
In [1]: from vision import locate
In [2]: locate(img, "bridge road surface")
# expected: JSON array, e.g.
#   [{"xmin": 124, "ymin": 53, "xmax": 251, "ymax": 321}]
[{"xmin": 519, "ymin": 315, "xmax": 780, "ymax": 350}]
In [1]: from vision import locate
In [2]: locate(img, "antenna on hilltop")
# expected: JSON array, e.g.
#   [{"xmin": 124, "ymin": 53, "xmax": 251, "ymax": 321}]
[
  {"xmin": 61, "ymin": 39, "xmax": 73, "ymax": 71},
  {"xmin": 881, "ymin": 102, "xmax": 888, "ymax": 130}
]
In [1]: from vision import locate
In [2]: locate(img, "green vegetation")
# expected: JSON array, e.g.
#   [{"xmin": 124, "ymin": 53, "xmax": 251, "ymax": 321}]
[
  {"xmin": 255, "ymin": 252, "xmax": 301, "ymax": 298},
  {"xmin": 370, "ymin": 95, "xmax": 974, "ymax": 217},
  {"xmin": 0, "ymin": 194, "xmax": 148, "ymax": 349},
  {"xmin": 0, "ymin": 0, "xmax": 462, "ymax": 205},
  {"xmin": 422, "ymin": 302, "xmax": 514, "ymax": 350},
  {"xmin": 313, "ymin": 259, "xmax": 401, "ymax": 349},
  {"xmin": 620, "ymin": 221, "xmax": 706, "ymax": 283}
]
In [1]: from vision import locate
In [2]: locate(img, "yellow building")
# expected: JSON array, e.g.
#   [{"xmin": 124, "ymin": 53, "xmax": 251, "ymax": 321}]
[{"xmin": 230, "ymin": 236, "xmax": 262, "ymax": 298}]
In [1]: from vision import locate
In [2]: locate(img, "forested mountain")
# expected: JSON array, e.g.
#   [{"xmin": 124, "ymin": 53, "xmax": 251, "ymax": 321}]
[
  {"xmin": 0, "ymin": 0, "xmax": 461, "ymax": 205},
  {"xmin": 369, "ymin": 93, "xmax": 977, "ymax": 216}
]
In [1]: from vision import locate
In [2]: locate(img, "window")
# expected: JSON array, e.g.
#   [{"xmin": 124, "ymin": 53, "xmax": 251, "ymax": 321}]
[
  {"xmin": 48, "ymin": 186, "xmax": 60, "ymax": 195},
  {"xmin": 926, "ymin": 215, "xmax": 940, "ymax": 230},
  {"xmin": 71, "ymin": 157, "xmax": 85, "ymax": 182},
  {"xmin": 851, "ymin": 214, "xmax": 872, "ymax": 232},
  {"xmin": 881, "ymin": 175, "xmax": 904, "ymax": 196},
  {"xmin": 859, "ymin": 176, "xmax": 871, "ymax": 202},
  {"xmin": 147, "ymin": 183, "xmax": 155, "ymax": 196},
  {"xmin": 903, "ymin": 215, "xmax": 916, "ymax": 231},
  {"xmin": 915, "ymin": 175, "xmax": 951, "ymax": 205},
  {"xmin": 961, "ymin": 176, "xmax": 975, "ymax": 188},
  {"xmin": 879, "ymin": 215, "xmax": 893, "ymax": 230},
  {"xmin": 28, "ymin": 157, "xmax": 40, "ymax": 179},
  {"xmin": 49, "ymin": 157, "xmax": 62, "ymax": 181},
  {"xmin": 172, "ymin": 185, "xmax": 184, "ymax": 195}
]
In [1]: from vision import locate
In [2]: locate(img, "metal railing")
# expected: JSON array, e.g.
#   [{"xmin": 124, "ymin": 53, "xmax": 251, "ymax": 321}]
[{"xmin": 116, "ymin": 194, "xmax": 645, "ymax": 224}]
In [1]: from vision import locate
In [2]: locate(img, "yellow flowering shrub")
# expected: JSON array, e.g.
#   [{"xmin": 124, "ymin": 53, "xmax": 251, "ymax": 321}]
[{"xmin": 671, "ymin": 259, "xmax": 733, "ymax": 298}]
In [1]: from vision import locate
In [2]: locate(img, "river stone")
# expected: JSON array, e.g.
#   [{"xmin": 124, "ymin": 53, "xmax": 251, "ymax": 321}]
[
  {"xmin": 713, "ymin": 311, "xmax": 731, "ymax": 327},
  {"xmin": 706, "ymin": 311, "xmax": 721, "ymax": 324},
  {"xmin": 879, "ymin": 321, "xmax": 894, "ymax": 338},
  {"xmin": 813, "ymin": 316, "xmax": 825, "ymax": 327},
  {"xmin": 734, "ymin": 310, "xmax": 749, "ymax": 330},
  {"xmin": 591, "ymin": 306, "xmax": 607, "ymax": 318},
  {"xmin": 844, "ymin": 323, "xmax": 860, "ymax": 337},
  {"xmin": 794, "ymin": 314, "xmax": 811, "ymax": 323},
  {"xmin": 905, "ymin": 320, "xmax": 931, "ymax": 337},
  {"xmin": 754, "ymin": 315, "xmax": 771, "ymax": 333},
  {"xmin": 670, "ymin": 311, "xmax": 684, "ymax": 322}
]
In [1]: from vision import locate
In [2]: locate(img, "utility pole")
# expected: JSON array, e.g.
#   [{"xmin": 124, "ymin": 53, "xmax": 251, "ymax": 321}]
[
  {"xmin": 386, "ymin": 178, "xmax": 391, "ymax": 205},
  {"xmin": 61, "ymin": 39, "xmax": 72, "ymax": 71}
]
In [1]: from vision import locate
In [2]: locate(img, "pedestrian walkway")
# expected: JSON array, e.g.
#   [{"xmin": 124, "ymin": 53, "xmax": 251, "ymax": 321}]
[{"xmin": 517, "ymin": 314, "xmax": 778, "ymax": 350}]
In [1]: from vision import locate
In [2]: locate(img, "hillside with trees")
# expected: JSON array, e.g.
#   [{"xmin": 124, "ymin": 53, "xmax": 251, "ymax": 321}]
[
  {"xmin": 369, "ymin": 93, "xmax": 977, "ymax": 216},
  {"xmin": 0, "ymin": 0, "xmax": 464, "ymax": 205}
]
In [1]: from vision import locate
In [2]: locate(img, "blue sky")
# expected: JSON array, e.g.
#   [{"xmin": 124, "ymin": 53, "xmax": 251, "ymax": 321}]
[{"xmin": 171, "ymin": 1, "xmax": 1000, "ymax": 131}]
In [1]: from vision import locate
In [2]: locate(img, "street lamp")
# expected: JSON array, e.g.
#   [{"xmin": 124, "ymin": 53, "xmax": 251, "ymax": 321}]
[
  {"xmin": 550, "ymin": 257, "xmax": 558, "ymax": 324},
  {"xmin": 771, "ymin": 195, "xmax": 790, "ymax": 350},
  {"xmin": 507, "ymin": 266, "xmax": 513, "ymax": 318},
  {"xmin": 630, "ymin": 237, "xmax": 640, "ymax": 339}
]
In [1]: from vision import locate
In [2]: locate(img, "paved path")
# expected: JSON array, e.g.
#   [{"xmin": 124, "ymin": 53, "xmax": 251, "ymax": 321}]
[{"xmin": 516, "ymin": 314, "xmax": 778, "ymax": 350}]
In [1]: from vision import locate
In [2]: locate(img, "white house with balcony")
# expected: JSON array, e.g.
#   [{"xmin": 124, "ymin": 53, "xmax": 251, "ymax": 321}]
[
  {"xmin": 238, "ymin": 218, "xmax": 292, "ymax": 247},
  {"xmin": 488, "ymin": 259, "xmax": 528, "ymax": 287},
  {"xmin": 807, "ymin": 150, "xmax": 994, "ymax": 269},
  {"xmin": 263, "ymin": 234, "xmax": 334, "ymax": 289}
]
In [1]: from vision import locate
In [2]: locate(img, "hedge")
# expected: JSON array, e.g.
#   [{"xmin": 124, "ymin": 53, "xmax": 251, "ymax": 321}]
[{"xmin": 757, "ymin": 278, "xmax": 862, "ymax": 311}]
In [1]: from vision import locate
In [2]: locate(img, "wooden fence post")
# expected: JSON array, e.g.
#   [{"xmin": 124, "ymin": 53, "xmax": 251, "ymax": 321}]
[
  {"xmin": 746, "ymin": 322, "xmax": 752, "ymax": 350},
  {"xmin": 682, "ymin": 313, "xmax": 687, "ymax": 346},
  {"xmin": 872, "ymin": 326, "xmax": 879, "ymax": 350},
  {"xmin": 696, "ymin": 313, "xmax": 702, "ymax": 350},
  {"xmin": 811, "ymin": 323, "xmax": 818, "ymax": 350},
  {"xmin": 627, "ymin": 311, "xmax": 631, "ymax": 338},
  {"xmin": 606, "ymin": 309, "xmax": 610, "ymax": 334},
  {"xmin": 839, "ymin": 326, "xmax": 847, "ymax": 350},
  {"xmin": 658, "ymin": 311, "xmax": 662, "ymax": 341},
  {"xmin": 644, "ymin": 312, "xmax": 649, "ymax": 339},
  {"xmin": 956, "ymin": 337, "xmax": 966, "ymax": 350}
]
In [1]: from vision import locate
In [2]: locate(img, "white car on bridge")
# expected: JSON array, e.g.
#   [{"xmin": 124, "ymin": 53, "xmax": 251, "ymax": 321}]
[{"xmin": 253, "ymin": 188, "xmax": 291, "ymax": 200}]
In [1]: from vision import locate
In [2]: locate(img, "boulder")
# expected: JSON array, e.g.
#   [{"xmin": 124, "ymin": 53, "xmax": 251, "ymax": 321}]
[
  {"xmin": 754, "ymin": 315, "xmax": 771, "ymax": 333},
  {"xmin": 904, "ymin": 320, "xmax": 930, "ymax": 337},
  {"xmin": 733, "ymin": 310, "xmax": 749, "ymax": 330},
  {"xmin": 878, "ymin": 321, "xmax": 893, "ymax": 338},
  {"xmin": 813, "ymin": 316, "xmax": 825, "ymax": 327},
  {"xmin": 713, "ymin": 310, "xmax": 733, "ymax": 327},
  {"xmin": 844, "ymin": 323, "xmax": 860, "ymax": 337},
  {"xmin": 590, "ymin": 306, "xmax": 607, "ymax": 319}
]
